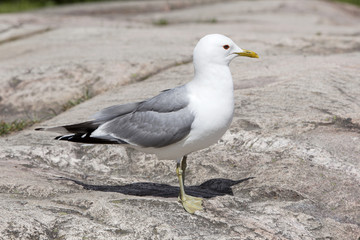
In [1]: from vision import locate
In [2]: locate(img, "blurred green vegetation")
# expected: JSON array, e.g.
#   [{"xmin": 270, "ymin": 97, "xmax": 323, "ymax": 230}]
[
  {"xmin": 0, "ymin": 0, "xmax": 110, "ymax": 13},
  {"xmin": 0, "ymin": 119, "xmax": 39, "ymax": 136},
  {"xmin": 334, "ymin": 0, "xmax": 360, "ymax": 6},
  {"xmin": 0, "ymin": 0, "xmax": 359, "ymax": 13}
]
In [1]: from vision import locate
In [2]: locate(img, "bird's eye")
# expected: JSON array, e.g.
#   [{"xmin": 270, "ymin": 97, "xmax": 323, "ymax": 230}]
[{"xmin": 223, "ymin": 45, "xmax": 230, "ymax": 50}]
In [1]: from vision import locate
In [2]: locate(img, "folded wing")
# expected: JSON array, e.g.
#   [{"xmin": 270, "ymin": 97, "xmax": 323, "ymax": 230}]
[{"xmin": 37, "ymin": 86, "xmax": 195, "ymax": 148}]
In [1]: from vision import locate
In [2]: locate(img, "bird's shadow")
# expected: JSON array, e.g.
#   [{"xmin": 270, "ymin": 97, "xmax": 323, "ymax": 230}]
[{"xmin": 57, "ymin": 177, "xmax": 254, "ymax": 198}]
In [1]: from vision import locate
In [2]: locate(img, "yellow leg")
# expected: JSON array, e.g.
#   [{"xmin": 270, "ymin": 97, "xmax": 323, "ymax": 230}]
[
  {"xmin": 176, "ymin": 156, "xmax": 203, "ymax": 214},
  {"xmin": 181, "ymin": 155, "xmax": 187, "ymax": 186}
]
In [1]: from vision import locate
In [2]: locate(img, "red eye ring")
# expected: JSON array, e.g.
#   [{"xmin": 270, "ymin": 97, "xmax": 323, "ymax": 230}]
[{"xmin": 223, "ymin": 45, "xmax": 230, "ymax": 50}]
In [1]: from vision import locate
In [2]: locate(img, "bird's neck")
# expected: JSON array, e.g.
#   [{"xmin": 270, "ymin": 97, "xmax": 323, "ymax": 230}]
[{"xmin": 193, "ymin": 63, "xmax": 233, "ymax": 88}]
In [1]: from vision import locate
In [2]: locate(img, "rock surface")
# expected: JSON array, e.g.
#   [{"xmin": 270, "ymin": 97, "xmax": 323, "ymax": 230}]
[{"xmin": 1, "ymin": 0, "xmax": 360, "ymax": 239}]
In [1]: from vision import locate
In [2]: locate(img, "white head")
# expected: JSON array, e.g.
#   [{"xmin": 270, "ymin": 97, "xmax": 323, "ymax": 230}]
[{"xmin": 193, "ymin": 34, "xmax": 258, "ymax": 70}]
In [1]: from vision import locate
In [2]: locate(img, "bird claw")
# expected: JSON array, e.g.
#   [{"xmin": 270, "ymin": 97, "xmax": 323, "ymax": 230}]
[{"xmin": 178, "ymin": 194, "xmax": 203, "ymax": 214}]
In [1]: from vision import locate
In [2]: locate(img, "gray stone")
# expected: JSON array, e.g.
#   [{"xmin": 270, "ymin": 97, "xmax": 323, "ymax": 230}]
[{"xmin": 0, "ymin": 0, "xmax": 360, "ymax": 239}]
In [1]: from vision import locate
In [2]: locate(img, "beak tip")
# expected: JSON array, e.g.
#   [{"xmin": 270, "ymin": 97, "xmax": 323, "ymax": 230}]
[{"xmin": 237, "ymin": 49, "xmax": 259, "ymax": 58}]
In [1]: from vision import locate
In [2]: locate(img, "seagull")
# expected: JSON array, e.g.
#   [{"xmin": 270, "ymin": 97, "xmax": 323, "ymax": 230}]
[{"xmin": 36, "ymin": 34, "xmax": 258, "ymax": 214}]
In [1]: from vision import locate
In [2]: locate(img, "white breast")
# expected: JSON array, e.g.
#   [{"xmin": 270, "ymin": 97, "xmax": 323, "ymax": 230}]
[
  {"xmin": 185, "ymin": 75, "xmax": 234, "ymax": 151},
  {"xmin": 139, "ymin": 65, "xmax": 235, "ymax": 160}
]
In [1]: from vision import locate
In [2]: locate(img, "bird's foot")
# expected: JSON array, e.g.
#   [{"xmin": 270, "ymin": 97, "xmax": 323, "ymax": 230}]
[{"xmin": 178, "ymin": 194, "xmax": 203, "ymax": 214}]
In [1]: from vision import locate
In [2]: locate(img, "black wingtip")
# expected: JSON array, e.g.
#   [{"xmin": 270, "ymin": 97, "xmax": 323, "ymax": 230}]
[
  {"xmin": 35, "ymin": 128, "xmax": 44, "ymax": 131},
  {"xmin": 54, "ymin": 134, "xmax": 75, "ymax": 141},
  {"xmin": 54, "ymin": 133, "xmax": 124, "ymax": 144}
]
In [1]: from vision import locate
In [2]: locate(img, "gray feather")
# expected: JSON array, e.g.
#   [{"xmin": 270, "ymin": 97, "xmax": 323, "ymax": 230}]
[
  {"xmin": 39, "ymin": 86, "xmax": 194, "ymax": 147},
  {"xmin": 94, "ymin": 86, "xmax": 194, "ymax": 148},
  {"xmin": 137, "ymin": 87, "xmax": 190, "ymax": 113},
  {"xmin": 91, "ymin": 102, "xmax": 139, "ymax": 122}
]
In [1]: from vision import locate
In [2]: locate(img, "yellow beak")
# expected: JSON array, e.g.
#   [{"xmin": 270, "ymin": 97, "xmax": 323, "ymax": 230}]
[{"xmin": 236, "ymin": 49, "xmax": 259, "ymax": 58}]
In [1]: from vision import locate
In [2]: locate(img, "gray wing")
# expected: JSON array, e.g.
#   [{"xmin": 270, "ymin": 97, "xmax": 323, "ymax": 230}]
[
  {"xmin": 35, "ymin": 102, "xmax": 140, "ymax": 135},
  {"xmin": 93, "ymin": 86, "xmax": 195, "ymax": 148},
  {"xmin": 91, "ymin": 86, "xmax": 186, "ymax": 121},
  {"xmin": 91, "ymin": 102, "xmax": 140, "ymax": 122}
]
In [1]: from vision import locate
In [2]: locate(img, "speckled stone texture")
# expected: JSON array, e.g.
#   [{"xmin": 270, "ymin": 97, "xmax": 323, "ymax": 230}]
[{"xmin": 0, "ymin": 0, "xmax": 359, "ymax": 239}]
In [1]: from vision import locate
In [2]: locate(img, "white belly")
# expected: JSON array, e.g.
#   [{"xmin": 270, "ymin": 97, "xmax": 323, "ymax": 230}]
[
  {"xmin": 184, "ymin": 85, "xmax": 234, "ymax": 152},
  {"xmin": 135, "ymin": 67, "xmax": 235, "ymax": 160},
  {"xmin": 129, "ymin": 98, "xmax": 234, "ymax": 160},
  {"xmin": 143, "ymin": 79, "xmax": 234, "ymax": 160}
]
